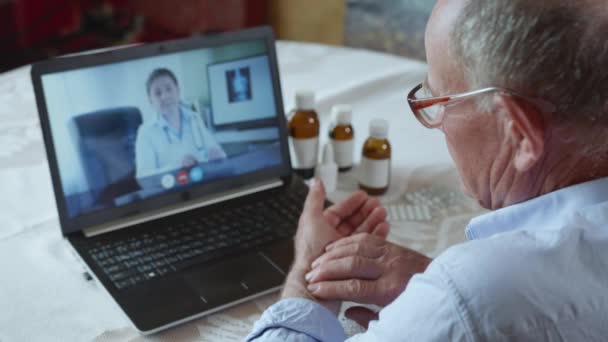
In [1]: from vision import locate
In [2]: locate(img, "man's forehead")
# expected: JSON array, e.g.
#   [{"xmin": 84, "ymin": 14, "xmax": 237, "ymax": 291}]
[
  {"xmin": 425, "ymin": 0, "xmax": 469, "ymax": 93},
  {"xmin": 429, "ymin": 0, "xmax": 467, "ymax": 31}
]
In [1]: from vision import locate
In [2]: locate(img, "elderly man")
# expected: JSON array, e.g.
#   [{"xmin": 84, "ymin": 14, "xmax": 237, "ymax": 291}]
[{"xmin": 247, "ymin": 0, "xmax": 608, "ymax": 340}]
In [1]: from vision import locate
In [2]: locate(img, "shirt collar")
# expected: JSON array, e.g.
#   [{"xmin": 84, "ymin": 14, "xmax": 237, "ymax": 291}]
[
  {"xmin": 155, "ymin": 106, "xmax": 192, "ymax": 129},
  {"xmin": 465, "ymin": 177, "xmax": 608, "ymax": 240}
]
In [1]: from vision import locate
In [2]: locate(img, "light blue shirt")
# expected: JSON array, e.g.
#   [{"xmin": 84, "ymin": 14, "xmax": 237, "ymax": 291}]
[
  {"xmin": 247, "ymin": 177, "xmax": 608, "ymax": 341},
  {"xmin": 135, "ymin": 107, "xmax": 223, "ymax": 178}
]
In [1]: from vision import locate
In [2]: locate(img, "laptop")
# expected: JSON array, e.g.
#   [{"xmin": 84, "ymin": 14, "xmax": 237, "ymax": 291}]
[{"xmin": 31, "ymin": 27, "xmax": 307, "ymax": 334}]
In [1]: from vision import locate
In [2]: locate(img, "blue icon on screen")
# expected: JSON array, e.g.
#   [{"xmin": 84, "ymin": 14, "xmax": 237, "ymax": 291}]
[{"xmin": 189, "ymin": 166, "xmax": 204, "ymax": 182}]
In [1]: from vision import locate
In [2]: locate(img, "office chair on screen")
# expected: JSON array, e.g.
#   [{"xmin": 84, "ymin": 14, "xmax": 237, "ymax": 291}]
[{"xmin": 73, "ymin": 107, "xmax": 143, "ymax": 209}]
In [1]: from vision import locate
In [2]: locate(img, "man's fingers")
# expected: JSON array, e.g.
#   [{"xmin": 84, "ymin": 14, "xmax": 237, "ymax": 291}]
[
  {"xmin": 311, "ymin": 241, "xmax": 385, "ymax": 268},
  {"xmin": 306, "ymin": 256, "xmax": 382, "ymax": 283},
  {"xmin": 334, "ymin": 198, "xmax": 385, "ymax": 236},
  {"xmin": 302, "ymin": 179, "xmax": 326, "ymax": 216},
  {"xmin": 324, "ymin": 191, "xmax": 368, "ymax": 225},
  {"xmin": 329, "ymin": 195, "xmax": 388, "ymax": 237},
  {"xmin": 334, "ymin": 197, "xmax": 381, "ymax": 235},
  {"xmin": 326, "ymin": 232, "xmax": 384, "ymax": 252},
  {"xmin": 344, "ymin": 197, "xmax": 381, "ymax": 228},
  {"xmin": 353, "ymin": 206, "xmax": 387, "ymax": 235},
  {"xmin": 345, "ymin": 306, "xmax": 379, "ymax": 330},
  {"xmin": 372, "ymin": 222, "xmax": 390, "ymax": 239},
  {"xmin": 308, "ymin": 278, "xmax": 376, "ymax": 303}
]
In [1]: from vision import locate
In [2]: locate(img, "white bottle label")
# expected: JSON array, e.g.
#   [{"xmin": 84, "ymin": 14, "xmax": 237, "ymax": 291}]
[
  {"xmin": 289, "ymin": 137, "xmax": 319, "ymax": 169},
  {"xmin": 359, "ymin": 156, "xmax": 390, "ymax": 188},
  {"xmin": 331, "ymin": 139, "xmax": 354, "ymax": 168}
]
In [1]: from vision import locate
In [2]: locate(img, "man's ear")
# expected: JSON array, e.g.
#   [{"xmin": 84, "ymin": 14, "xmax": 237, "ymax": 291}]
[{"xmin": 494, "ymin": 93, "xmax": 546, "ymax": 172}]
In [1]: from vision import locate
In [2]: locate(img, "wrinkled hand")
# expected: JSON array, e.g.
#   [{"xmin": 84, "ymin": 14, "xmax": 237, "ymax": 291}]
[
  {"xmin": 292, "ymin": 181, "xmax": 389, "ymax": 267},
  {"xmin": 306, "ymin": 233, "xmax": 432, "ymax": 307},
  {"xmin": 181, "ymin": 154, "xmax": 198, "ymax": 168},
  {"xmin": 281, "ymin": 180, "xmax": 389, "ymax": 314}
]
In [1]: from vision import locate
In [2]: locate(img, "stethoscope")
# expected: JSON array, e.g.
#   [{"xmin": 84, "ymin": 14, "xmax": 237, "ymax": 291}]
[{"xmin": 161, "ymin": 105, "xmax": 206, "ymax": 150}]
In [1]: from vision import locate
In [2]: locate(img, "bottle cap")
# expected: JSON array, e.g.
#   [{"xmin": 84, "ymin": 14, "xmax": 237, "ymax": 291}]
[
  {"xmin": 295, "ymin": 90, "xmax": 315, "ymax": 110},
  {"xmin": 369, "ymin": 119, "xmax": 389, "ymax": 139},
  {"xmin": 331, "ymin": 104, "xmax": 352, "ymax": 125}
]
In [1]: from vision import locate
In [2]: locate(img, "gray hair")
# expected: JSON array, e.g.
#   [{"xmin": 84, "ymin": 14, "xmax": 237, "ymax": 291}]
[{"xmin": 450, "ymin": 0, "xmax": 608, "ymax": 126}]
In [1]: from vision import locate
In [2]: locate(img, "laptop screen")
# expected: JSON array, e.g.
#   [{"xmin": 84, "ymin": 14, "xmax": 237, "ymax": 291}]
[{"xmin": 36, "ymin": 32, "xmax": 289, "ymax": 231}]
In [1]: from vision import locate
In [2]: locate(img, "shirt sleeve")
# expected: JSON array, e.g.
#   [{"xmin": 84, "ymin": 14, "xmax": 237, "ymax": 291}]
[
  {"xmin": 247, "ymin": 259, "xmax": 473, "ymax": 342},
  {"xmin": 246, "ymin": 298, "xmax": 346, "ymax": 342},
  {"xmin": 346, "ymin": 260, "xmax": 473, "ymax": 341}
]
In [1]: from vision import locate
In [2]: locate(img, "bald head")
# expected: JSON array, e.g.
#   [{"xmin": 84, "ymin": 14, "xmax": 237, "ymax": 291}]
[
  {"xmin": 425, "ymin": 0, "xmax": 464, "ymax": 52},
  {"xmin": 424, "ymin": 0, "xmax": 468, "ymax": 95}
]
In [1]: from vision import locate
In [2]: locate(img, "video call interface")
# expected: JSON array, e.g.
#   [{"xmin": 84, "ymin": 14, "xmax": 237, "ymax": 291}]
[{"xmin": 42, "ymin": 40, "xmax": 283, "ymax": 219}]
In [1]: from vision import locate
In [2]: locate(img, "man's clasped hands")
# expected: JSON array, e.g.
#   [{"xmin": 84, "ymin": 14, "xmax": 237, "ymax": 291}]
[{"xmin": 281, "ymin": 179, "xmax": 433, "ymax": 328}]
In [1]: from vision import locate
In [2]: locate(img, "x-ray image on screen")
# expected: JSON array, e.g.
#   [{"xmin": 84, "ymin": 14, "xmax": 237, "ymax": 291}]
[
  {"xmin": 226, "ymin": 67, "xmax": 252, "ymax": 103},
  {"xmin": 208, "ymin": 55, "xmax": 276, "ymax": 126}
]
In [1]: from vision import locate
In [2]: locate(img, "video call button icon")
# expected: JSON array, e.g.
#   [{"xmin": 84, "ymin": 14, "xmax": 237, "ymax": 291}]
[
  {"xmin": 189, "ymin": 166, "xmax": 204, "ymax": 182},
  {"xmin": 177, "ymin": 170, "xmax": 189, "ymax": 185},
  {"xmin": 161, "ymin": 174, "xmax": 176, "ymax": 189}
]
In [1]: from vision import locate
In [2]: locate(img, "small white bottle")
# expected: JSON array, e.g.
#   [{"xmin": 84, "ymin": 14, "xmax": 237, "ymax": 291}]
[
  {"xmin": 358, "ymin": 119, "xmax": 391, "ymax": 195},
  {"xmin": 329, "ymin": 104, "xmax": 354, "ymax": 172},
  {"xmin": 288, "ymin": 90, "xmax": 320, "ymax": 179},
  {"xmin": 315, "ymin": 142, "xmax": 338, "ymax": 193}
]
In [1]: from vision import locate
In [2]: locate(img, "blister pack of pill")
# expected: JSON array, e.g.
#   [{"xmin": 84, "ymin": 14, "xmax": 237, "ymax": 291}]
[
  {"xmin": 387, "ymin": 185, "xmax": 468, "ymax": 222},
  {"xmin": 386, "ymin": 203, "xmax": 432, "ymax": 221},
  {"xmin": 340, "ymin": 314, "xmax": 366, "ymax": 336}
]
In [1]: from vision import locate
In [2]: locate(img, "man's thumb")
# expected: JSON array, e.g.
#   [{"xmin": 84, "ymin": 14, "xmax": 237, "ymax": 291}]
[
  {"xmin": 345, "ymin": 306, "xmax": 379, "ymax": 329},
  {"xmin": 303, "ymin": 179, "xmax": 326, "ymax": 214}
]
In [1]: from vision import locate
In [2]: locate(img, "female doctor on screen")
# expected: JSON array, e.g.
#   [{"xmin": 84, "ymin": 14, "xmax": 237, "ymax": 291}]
[{"xmin": 135, "ymin": 68, "xmax": 226, "ymax": 179}]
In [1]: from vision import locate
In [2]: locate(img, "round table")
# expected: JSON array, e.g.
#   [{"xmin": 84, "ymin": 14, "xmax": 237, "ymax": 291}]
[{"xmin": 0, "ymin": 41, "xmax": 482, "ymax": 341}]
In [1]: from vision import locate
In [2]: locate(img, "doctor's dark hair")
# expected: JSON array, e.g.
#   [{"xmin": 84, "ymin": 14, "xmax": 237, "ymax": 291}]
[{"xmin": 146, "ymin": 68, "xmax": 179, "ymax": 95}]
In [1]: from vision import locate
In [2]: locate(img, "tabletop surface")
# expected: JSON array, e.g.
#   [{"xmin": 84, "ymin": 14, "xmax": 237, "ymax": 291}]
[{"xmin": 0, "ymin": 41, "xmax": 484, "ymax": 341}]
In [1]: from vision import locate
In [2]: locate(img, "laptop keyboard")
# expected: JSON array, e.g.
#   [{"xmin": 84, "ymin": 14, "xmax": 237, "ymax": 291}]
[{"xmin": 87, "ymin": 189, "xmax": 306, "ymax": 290}]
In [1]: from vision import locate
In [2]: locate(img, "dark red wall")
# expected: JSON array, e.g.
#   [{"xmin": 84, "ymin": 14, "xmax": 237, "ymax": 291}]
[{"xmin": 1, "ymin": 0, "xmax": 268, "ymax": 72}]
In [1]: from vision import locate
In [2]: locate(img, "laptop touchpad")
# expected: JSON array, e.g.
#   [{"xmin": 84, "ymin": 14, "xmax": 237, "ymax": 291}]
[{"xmin": 183, "ymin": 252, "xmax": 285, "ymax": 306}]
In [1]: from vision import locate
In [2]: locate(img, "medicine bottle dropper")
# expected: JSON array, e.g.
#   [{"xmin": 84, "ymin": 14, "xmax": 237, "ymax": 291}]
[
  {"xmin": 315, "ymin": 142, "xmax": 338, "ymax": 193},
  {"xmin": 329, "ymin": 104, "xmax": 354, "ymax": 172},
  {"xmin": 288, "ymin": 90, "xmax": 320, "ymax": 179},
  {"xmin": 359, "ymin": 119, "xmax": 391, "ymax": 195}
]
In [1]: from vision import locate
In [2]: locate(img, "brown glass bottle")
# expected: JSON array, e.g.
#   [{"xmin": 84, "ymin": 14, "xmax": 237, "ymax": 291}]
[
  {"xmin": 288, "ymin": 91, "xmax": 320, "ymax": 179},
  {"xmin": 329, "ymin": 104, "xmax": 354, "ymax": 172},
  {"xmin": 359, "ymin": 119, "xmax": 391, "ymax": 195}
]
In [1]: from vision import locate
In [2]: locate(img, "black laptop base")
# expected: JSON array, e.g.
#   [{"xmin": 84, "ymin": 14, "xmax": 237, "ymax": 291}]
[{"xmin": 68, "ymin": 175, "xmax": 307, "ymax": 333}]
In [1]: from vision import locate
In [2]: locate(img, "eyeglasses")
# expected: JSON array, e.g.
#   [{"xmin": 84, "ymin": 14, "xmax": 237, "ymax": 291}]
[{"xmin": 406, "ymin": 82, "xmax": 556, "ymax": 128}]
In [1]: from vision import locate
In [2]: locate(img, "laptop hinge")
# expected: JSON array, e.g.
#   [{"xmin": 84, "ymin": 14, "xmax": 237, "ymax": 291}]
[{"xmin": 83, "ymin": 178, "xmax": 284, "ymax": 238}]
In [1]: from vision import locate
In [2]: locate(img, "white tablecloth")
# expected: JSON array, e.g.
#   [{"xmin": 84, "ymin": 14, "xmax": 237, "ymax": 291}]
[{"xmin": 0, "ymin": 41, "xmax": 476, "ymax": 341}]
